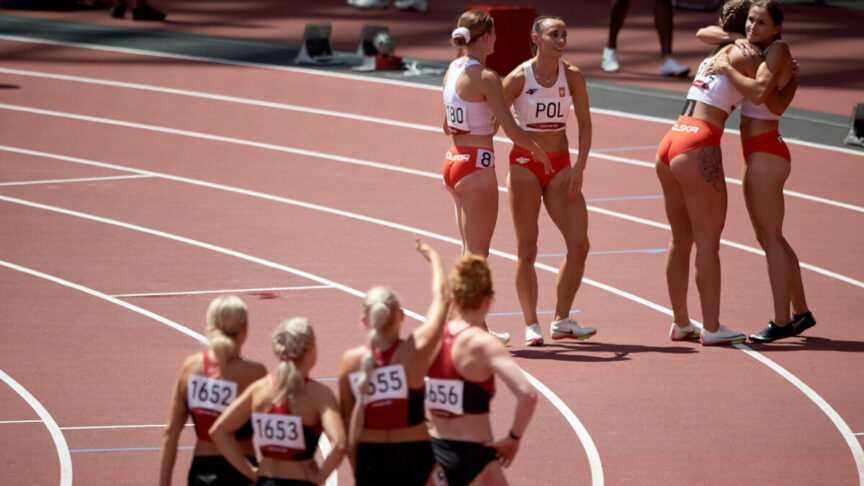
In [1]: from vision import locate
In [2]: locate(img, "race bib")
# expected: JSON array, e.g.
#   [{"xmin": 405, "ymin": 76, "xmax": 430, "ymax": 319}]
[
  {"xmin": 424, "ymin": 377, "xmax": 464, "ymax": 416},
  {"xmin": 525, "ymin": 97, "xmax": 567, "ymax": 130},
  {"xmin": 444, "ymin": 100, "xmax": 470, "ymax": 134},
  {"xmin": 349, "ymin": 364, "xmax": 408, "ymax": 405},
  {"xmin": 187, "ymin": 375, "xmax": 237, "ymax": 413},
  {"xmin": 252, "ymin": 412, "xmax": 305, "ymax": 451}
]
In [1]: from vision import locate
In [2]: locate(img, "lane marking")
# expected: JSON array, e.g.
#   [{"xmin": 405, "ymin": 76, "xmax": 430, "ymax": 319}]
[
  {"xmin": 0, "ymin": 67, "xmax": 862, "ymax": 212},
  {"xmin": 540, "ymin": 249, "xmax": 667, "ymax": 257},
  {"xmin": 0, "ymin": 368, "xmax": 72, "ymax": 486},
  {"xmin": 0, "ymin": 197, "xmax": 604, "ymax": 486},
  {"xmin": 0, "ymin": 259, "xmax": 338, "ymax": 486},
  {"xmin": 0, "ymin": 419, "xmax": 43, "ymax": 424},
  {"xmin": 0, "ymin": 174, "xmax": 152, "ymax": 187},
  {"xmin": 585, "ymin": 195, "xmax": 663, "ymax": 202},
  {"xmin": 3, "ymin": 143, "xmax": 862, "ymax": 291},
  {"xmin": 112, "ymin": 285, "xmax": 333, "ymax": 298},
  {"xmin": 71, "ymin": 446, "xmax": 193, "ymax": 453}
]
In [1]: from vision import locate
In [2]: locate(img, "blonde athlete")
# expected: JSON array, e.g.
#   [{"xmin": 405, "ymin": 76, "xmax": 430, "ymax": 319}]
[
  {"xmin": 502, "ymin": 15, "xmax": 595, "ymax": 347},
  {"xmin": 158, "ymin": 295, "xmax": 267, "ymax": 486},
  {"xmin": 210, "ymin": 318, "xmax": 346, "ymax": 485}
]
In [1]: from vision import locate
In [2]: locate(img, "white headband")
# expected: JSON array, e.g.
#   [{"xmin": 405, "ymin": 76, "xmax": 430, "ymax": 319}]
[{"xmin": 451, "ymin": 27, "xmax": 471, "ymax": 44}]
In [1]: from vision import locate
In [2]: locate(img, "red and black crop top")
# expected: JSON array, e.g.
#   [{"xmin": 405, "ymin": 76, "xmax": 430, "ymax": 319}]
[
  {"xmin": 348, "ymin": 339, "xmax": 425, "ymax": 430},
  {"xmin": 425, "ymin": 325, "xmax": 495, "ymax": 418},
  {"xmin": 252, "ymin": 381, "xmax": 322, "ymax": 460},
  {"xmin": 187, "ymin": 351, "xmax": 252, "ymax": 441}
]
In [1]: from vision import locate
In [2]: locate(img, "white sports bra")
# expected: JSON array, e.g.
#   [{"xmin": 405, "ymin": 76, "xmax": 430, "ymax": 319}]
[
  {"xmin": 686, "ymin": 56, "xmax": 745, "ymax": 114},
  {"xmin": 512, "ymin": 60, "xmax": 570, "ymax": 132},
  {"xmin": 442, "ymin": 58, "xmax": 496, "ymax": 136}
]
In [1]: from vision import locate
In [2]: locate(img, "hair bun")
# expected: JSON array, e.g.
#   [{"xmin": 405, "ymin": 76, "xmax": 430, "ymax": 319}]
[{"xmin": 452, "ymin": 27, "xmax": 471, "ymax": 44}]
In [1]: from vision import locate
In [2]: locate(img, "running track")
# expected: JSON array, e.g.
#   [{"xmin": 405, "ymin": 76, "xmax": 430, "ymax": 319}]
[{"xmin": 1, "ymin": 33, "xmax": 863, "ymax": 486}]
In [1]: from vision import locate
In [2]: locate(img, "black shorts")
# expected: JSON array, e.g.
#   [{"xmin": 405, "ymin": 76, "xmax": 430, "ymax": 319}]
[
  {"xmin": 430, "ymin": 438, "xmax": 497, "ymax": 486},
  {"xmin": 256, "ymin": 478, "xmax": 315, "ymax": 486},
  {"xmin": 355, "ymin": 440, "xmax": 436, "ymax": 486},
  {"xmin": 187, "ymin": 455, "xmax": 256, "ymax": 486}
]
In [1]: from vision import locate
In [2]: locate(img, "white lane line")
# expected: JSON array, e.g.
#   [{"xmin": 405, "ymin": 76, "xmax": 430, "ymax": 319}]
[
  {"xmin": 0, "ymin": 53, "xmax": 861, "ymax": 158},
  {"xmin": 0, "ymin": 175, "xmax": 152, "ymax": 187},
  {"xmin": 0, "ymin": 419, "xmax": 44, "ymax": 424},
  {"xmin": 111, "ymin": 285, "xmax": 333, "ymax": 298},
  {"xmin": 60, "ymin": 424, "xmax": 193, "ymax": 430},
  {"xmin": 0, "ymin": 367, "xmax": 72, "ymax": 486},
  {"xmin": 1, "ymin": 67, "xmax": 862, "ymax": 214},
  {"xmin": 0, "ymin": 259, "xmax": 338, "ymax": 486},
  {"xmin": 3, "ymin": 142, "xmax": 862, "ymax": 292}
]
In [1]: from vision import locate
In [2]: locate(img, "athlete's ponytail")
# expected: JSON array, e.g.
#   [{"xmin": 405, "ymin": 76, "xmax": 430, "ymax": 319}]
[
  {"xmin": 272, "ymin": 317, "xmax": 316, "ymax": 405},
  {"xmin": 205, "ymin": 295, "xmax": 247, "ymax": 369}
]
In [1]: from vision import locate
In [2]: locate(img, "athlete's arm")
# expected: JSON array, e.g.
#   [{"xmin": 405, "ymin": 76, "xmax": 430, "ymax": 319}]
[
  {"xmin": 309, "ymin": 387, "xmax": 348, "ymax": 484},
  {"xmin": 410, "ymin": 240, "xmax": 449, "ymax": 364},
  {"xmin": 566, "ymin": 64, "xmax": 592, "ymax": 200},
  {"xmin": 157, "ymin": 364, "xmax": 191, "ymax": 486},
  {"xmin": 336, "ymin": 348, "xmax": 362, "ymax": 464},
  {"xmin": 209, "ymin": 380, "xmax": 261, "ymax": 482},
  {"xmin": 721, "ymin": 41, "xmax": 790, "ymax": 103},
  {"xmin": 483, "ymin": 341, "xmax": 537, "ymax": 468}
]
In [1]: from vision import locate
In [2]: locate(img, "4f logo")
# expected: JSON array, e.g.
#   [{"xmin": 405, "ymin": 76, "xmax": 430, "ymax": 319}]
[{"xmin": 526, "ymin": 88, "xmax": 538, "ymax": 95}]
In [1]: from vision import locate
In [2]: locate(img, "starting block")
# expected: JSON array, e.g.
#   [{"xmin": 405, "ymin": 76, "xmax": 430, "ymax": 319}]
[
  {"xmin": 844, "ymin": 103, "xmax": 864, "ymax": 147},
  {"xmin": 294, "ymin": 24, "xmax": 342, "ymax": 66},
  {"xmin": 352, "ymin": 25, "xmax": 403, "ymax": 72}
]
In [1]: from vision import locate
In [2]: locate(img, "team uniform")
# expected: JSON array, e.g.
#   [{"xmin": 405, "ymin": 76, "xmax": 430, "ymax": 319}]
[
  {"xmin": 251, "ymin": 379, "xmax": 322, "ymax": 486},
  {"xmin": 741, "ymin": 41, "xmax": 790, "ymax": 163},
  {"xmin": 657, "ymin": 56, "xmax": 745, "ymax": 165},
  {"xmin": 510, "ymin": 60, "xmax": 573, "ymax": 187},
  {"xmin": 442, "ymin": 58, "xmax": 496, "ymax": 188},
  {"xmin": 348, "ymin": 340, "xmax": 435, "ymax": 486},
  {"xmin": 187, "ymin": 351, "xmax": 256, "ymax": 486},
  {"xmin": 426, "ymin": 326, "xmax": 497, "ymax": 486}
]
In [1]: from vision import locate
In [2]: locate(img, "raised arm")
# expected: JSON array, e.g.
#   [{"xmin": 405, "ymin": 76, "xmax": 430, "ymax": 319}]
[
  {"xmin": 566, "ymin": 64, "xmax": 592, "ymax": 199},
  {"xmin": 764, "ymin": 59, "xmax": 798, "ymax": 115},
  {"xmin": 409, "ymin": 239, "xmax": 449, "ymax": 362},
  {"xmin": 484, "ymin": 343, "xmax": 537, "ymax": 468},
  {"xmin": 209, "ymin": 382, "xmax": 260, "ymax": 483},
  {"xmin": 158, "ymin": 367, "xmax": 190, "ymax": 486},
  {"xmin": 720, "ymin": 41, "xmax": 791, "ymax": 103},
  {"xmin": 696, "ymin": 25, "xmax": 739, "ymax": 45}
]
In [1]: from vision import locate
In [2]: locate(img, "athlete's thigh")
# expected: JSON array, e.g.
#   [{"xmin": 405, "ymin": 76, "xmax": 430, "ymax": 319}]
[
  {"xmin": 507, "ymin": 165, "xmax": 543, "ymax": 244},
  {"xmin": 542, "ymin": 168, "xmax": 588, "ymax": 243},
  {"xmin": 656, "ymin": 159, "xmax": 693, "ymax": 242},
  {"xmin": 670, "ymin": 147, "xmax": 727, "ymax": 238},
  {"xmin": 742, "ymin": 152, "xmax": 789, "ymax": 232}
]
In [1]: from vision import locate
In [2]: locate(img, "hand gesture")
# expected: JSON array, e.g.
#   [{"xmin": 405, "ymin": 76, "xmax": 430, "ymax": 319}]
[
  {"xmin": 535, "ymin": 150, "xmax": 553, "ymax": 175},
  {"xmin": 734, "ymin": 38, "xmax": 761, "ymax": 59},
  {"xmin": 567, "ymin": 166, "xmax": 584, "ymax": 200},
  {"xmin": 485, "ymin": 435, "xmax": 521, "ymax": 468},
  {"xmin": 704, "ymin": 51, "xmax": 730, "ymax": 76},
  {"xmin": 416, "ymin": 239, "xmax": 439, "ymax": 262}
]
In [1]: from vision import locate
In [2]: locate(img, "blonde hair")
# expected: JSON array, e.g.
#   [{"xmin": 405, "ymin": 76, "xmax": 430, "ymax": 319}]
[
  {"xmin": 272, "ymin": 317, "xmax": 316, "ymax": 404},
  {"xmin": 451, "ymin": 9, "xmax": 494, "ymax": 47},
  {"xmin": 450, "ymin": 254, "xmax": 493, "ymax": 310},
  {"xmin": 356, "ymin": 287, "xmax": 401, "ymax": 397},
  {"xmin": 719, "ymin": 0, "xmax": 751, "ymax": 35},
  {"xmin": 205, "ymin": 295, "xmax": 247, "ymax": 368}
]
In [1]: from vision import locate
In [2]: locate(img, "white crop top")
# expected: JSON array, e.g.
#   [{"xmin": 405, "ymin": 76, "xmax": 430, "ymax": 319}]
[
  {"xmin": 512, "ymin": 60, "xmax": 570, "ymax": 132},
  {"xmin": 686, "ymin": 56, "xmax": 744, "ymax": 114},
  {"xmin": 741, "ymin": 40, "xmax": 783, "ymax": 121},
  {"xmin": 443, "ymin": 58, "xmax": 496, "ymax": 136}
]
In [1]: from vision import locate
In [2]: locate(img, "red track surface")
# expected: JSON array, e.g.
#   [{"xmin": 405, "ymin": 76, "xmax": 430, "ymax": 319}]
[{"xmin": 1, "ymin": 8, "xmax": 863, "ymax": 486}]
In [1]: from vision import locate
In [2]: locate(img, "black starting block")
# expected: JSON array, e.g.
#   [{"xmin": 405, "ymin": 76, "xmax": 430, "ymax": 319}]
[
  {"xmin": 295, "ymin": 24, "xmax": 342, "ymax": 66},
  {"xmin": 352, "ymin": 24, "xmax": 403, "ymax": 72},
  {"xmin": 845, "ymin": 103, "xmax": 864, "ymax": 147}
]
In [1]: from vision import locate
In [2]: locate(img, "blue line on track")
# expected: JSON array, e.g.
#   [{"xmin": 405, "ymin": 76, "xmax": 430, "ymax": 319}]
[
  {"xmin": 538, "ymin": 248, "xmax": 666, "ymax": 257},
  {"xmin": 585, "ymin": 195, "xmax": 663, "ymax": 202}
]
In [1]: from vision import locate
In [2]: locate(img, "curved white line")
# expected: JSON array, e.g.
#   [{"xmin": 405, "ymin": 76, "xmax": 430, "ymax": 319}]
[
  {"xmin": 0, "ymin": 67, "xmax": 861, "ymax": 214},
  {"xmin": 0, "ymin": 367, "xmax": 72, "ymax": 486},
  {"xmin": 0, "ymin": 198, "xmax": 601, "ymax": 484},
  {"xmin": 0, "ymin": 260, "xmax": 340, "ymax": 485},
  {"xmin": 3, "ymin": 140, "xmax": 862, "ymax": 291}
]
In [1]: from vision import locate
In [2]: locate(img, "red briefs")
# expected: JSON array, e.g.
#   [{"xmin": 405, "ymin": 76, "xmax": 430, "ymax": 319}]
[
  {"xmin": 442, "ymin": 145, "xmax": 494, "ymax": 188},
  {"xmin": 742, "ymin": 129, "xmax": 790, "ymax": 162},
  {"xmin": 656, "ymin": 115, "xmax": 723, "ymax": 166},
  {"xmin": 508, "ymin": 145, "xmax": 571, "ymax": 188}
]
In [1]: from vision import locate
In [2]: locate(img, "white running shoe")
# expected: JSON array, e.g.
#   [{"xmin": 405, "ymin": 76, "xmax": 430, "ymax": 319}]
[
  {"xmin": 525, "ymin": 323, "xmax": 544, "ymax": 347},
  {"xmin": 394, "ymin": 0, "xmax": 427, "ymax": 11},
  {"xmin": 700, "ymin": 325, "xmax": 746, "ymax": 346},
  {"xmin": 601, "ymin": 47, "xmax": 619, "ymax": 73},
  {"xmin": 550, "ymin": 318, "xmax": 596, "ymax": 341},
  {"xmin": 351, "ymin": 0, "xmax": 389, "ymax": 9},
  {"xmin": 669, "ymin": 323, "xmax": 701, "ymax": 341},
  {"xmin": 659, "ymin": 57, "xmax": 690, "ymax": 77},
  {"xmin": 490, "ymin": 330, "xmax": 510, "ymax": 345}
]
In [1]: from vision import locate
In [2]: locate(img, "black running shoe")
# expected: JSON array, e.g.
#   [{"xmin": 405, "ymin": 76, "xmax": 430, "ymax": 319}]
[
  {"xmin": 109, "ymin": 5, "xmax": 125, "ymax": 18},
  {"xmin": 132, "ymin": 6, "xmax": 166, "ymax": 21},
  {"xmin": 790, "ymin": 312, "xmax": 816, "ymax": 336},
  {"xmin": 749, "ymin": 321, "xmax": 796, "ymax": 343}
]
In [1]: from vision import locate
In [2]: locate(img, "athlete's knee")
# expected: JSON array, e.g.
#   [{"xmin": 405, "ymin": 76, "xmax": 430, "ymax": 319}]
[{"xmin": 567, "ymin": 236, "xmax": 589, "ymax": 260}]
